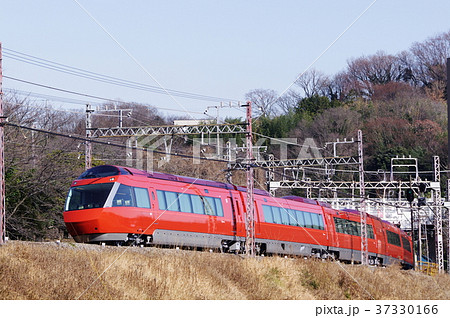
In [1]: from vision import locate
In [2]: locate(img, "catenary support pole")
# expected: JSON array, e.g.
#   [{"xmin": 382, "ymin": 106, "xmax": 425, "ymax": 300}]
[
  {"xmin": 244, "ymin": 102, "xmax": 255, "ymax": 256},
  {"xmin": 433, "ymin": 156, "xmax": 444, "ymax": 273},
  {"xmin": 358, "ymin": 130, "xmax": 369, "ymax": 265}
]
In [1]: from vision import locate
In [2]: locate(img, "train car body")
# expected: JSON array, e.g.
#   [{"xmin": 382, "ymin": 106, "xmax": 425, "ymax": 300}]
[{"xmin": 63, "ymin": 165, "xmax": 413, "ymax": 268}]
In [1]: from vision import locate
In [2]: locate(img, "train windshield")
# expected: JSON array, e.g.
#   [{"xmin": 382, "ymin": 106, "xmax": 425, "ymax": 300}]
[
  {"xmin": 78, "ymin": 165, "xmax": 131, "ymax": 179},
  {"xmin": 65, "ymin": 183, "xmax": 114, "ymax": 211}
]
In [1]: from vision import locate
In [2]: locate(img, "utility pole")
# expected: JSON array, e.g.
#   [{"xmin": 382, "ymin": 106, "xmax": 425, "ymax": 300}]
[
  {"xmin": 244, "ymin": 102, "xmax": 255, "ymax": 256},
  {"xmin": 358, "ymin": 130, "xmax": 369, "ymax": 265},
  {"xmin": 0, "ymin": 42, "xmax": 6, "ymax": 244},
  {"xmin": 85, "ymin": 104, "xmax": 94, "ymax": 170}
]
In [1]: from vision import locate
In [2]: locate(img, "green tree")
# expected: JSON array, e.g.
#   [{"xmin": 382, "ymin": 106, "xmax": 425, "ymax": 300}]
[{"xmin": 295, "ymin": 94, "xmax": 341, "ymax": 117}]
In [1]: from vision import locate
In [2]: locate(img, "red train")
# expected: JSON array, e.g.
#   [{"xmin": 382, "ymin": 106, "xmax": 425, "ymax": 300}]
[{"xmin": 63, "ymin": 165, "xmax": 413, "ymax": 268}]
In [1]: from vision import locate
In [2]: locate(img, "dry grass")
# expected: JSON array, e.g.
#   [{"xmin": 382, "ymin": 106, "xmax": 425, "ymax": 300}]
[{"xmin": 0, "ymin": 241, "xmax": 449, "ymax": 300}]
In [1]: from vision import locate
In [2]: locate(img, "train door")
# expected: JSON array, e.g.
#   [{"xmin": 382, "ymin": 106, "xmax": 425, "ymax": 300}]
[
  {"xmin": 227, "ymin": 194, "xmax": 238, "ymax": 237},
  {"xmin": 372, "ymin": 218, "xmax": 386, "ymax": 262},
  {"xmin": 140, "ymin": 187, "xmax": 160, "ymax": 234},
  {"xmin": 333, "ymin": 212, "xmax": 353, "ymax": 262},
  {"xmin": 148, "ymin": 187, "xmax": 157, "ymax": 210},
  {"xmin": 253, "ymin": 199, "xmax": 261, "ymax": 237},
  {"xmin": 217, "ymin": 195, "xmax": 234, "ymax": 235},
  {"xmin": 349, "ymin": 216, "xmax": 361, "ymax": 262},
  {"xmin": 233, "ymin": 193, "xmax": 246, "ymax": 238},
  {"xmin": 366, "ymin": 218, "xmax": 378, "ymax": 255},
  {"xmin": 322, "ymin": 208, "xmax": 336, "ymax": 249}
]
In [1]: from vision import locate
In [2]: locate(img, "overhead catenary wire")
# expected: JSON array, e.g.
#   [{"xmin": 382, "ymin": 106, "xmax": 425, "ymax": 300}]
[
  {"xmin": 2, "ymin": 122, "xmax": 230, "ymax": 164},
  {"xmin": 3, "ymin": 48, "xmax": 240, "ymax": 103},
  {"xmin": 3, "ymin": 47, "xmax": 244, "ymax": 124},
  {"xmin": 3, "ymin": 76, "xmax": 209, "ymax": 116},
  {"xmin": 3, "ymin": 88, "xmax": 197, "ymax": 126}
]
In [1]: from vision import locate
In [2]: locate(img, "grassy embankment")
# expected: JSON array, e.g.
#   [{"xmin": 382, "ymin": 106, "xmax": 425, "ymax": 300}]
[{"xmin": 0, "ymin": 241, "xmax": 449, "ymax": 300}]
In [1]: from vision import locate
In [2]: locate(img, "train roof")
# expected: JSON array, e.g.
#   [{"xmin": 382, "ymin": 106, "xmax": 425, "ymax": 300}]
[
  {"xmin": 77, "ymin": 165, "xmax": 270, "ymax": 196},
  {"xmin": 282, "ymin": 195, "xmax": 332, "ymax": 208}
]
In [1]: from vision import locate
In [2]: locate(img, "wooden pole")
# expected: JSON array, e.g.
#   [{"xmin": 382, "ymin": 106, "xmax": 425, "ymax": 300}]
[{"xmin": 0, "ymin": 42, "xmax": 6, "ymax": 244}]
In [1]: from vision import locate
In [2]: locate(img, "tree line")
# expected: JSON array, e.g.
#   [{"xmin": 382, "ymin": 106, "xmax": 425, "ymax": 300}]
[{"xmin": 248, "ymin": 30, "xmax": 449, "ymax": 173}]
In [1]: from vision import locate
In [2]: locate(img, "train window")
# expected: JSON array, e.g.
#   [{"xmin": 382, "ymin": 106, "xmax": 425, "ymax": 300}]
[
  {"xmin": 260, "ymin": 205, "xmax": 324, "ymax": 230},
  {"xmin": 401, "ymin": 236, "xmax": 411, "ymax": 252},
  {"xmin": 318, "ymin": 215, "xmax": 325, "ymax": 230},
  {"xmin": 113, "ymin": 184, "xmax": 135, "ymax": 207},
  {"xmin": 263, "ymin": 205, "xmax": 274, "ymax": 223},
  {"xmin": 272, "ymin": 207, "xmax": 282, "ymax": 224},
  {"xmin": 310, "ymin": 213, "xmax": 324, "ymax": 230},
  {"xmin": 179, "ymin": 194, "xmax": 193, "ymax": 213},
  {"xmin": 214, "ymin": 198, "xmax": 224, "ymax": 217},
  {"xmin": 201, "ymin": 196, "xmax": 223, "ymax": 216},
  {"xmin": 204, "ymin": 197, "xmax": 216, "ymax": 215},
  {"xmin": 386, "ymin": 230, "xmax": 401, "ymax": 247},
  {"xmin": 165, "ymin": 191, "xmax": 180, "ymax": 211},
  {"xmin": 303, "ymin": 212, "xmax": 313, "ymax": 228},
  {"xmin": 367, "ymin": 225, "xmax": 375, "ymax": 239},
  {"xmin": 337, "ymin": 218, "xmax": 343, "ymax": 233},
  {"xmin": 191, "ymin": 195, "xmax": 205, "ymax": 214},
  {"xmin": 295, "ymin": 211, "xmax": 305, "ymax": 227},
  {"xmin": 350, "ymin": 221, "xmax": 360, "ymax": 236},
  {"xmin": 157, "ymin": 190, "xmax": 167, "ymax": 210},
  {"xmin": 334, "ymin": 217, "xmax": 347, "ymax": 234},
  {"xmin": 134, "ymin": 187, "xmax": 151, "ymax": 208},
  {"xmin": 310, "ymin": 213, "xmax": 320, "ymax": 229},
  {"xmin": 334, "ymin": 217, "xmax": 374, "ymax": 238},
  {"xmin": 280, "ymin": 208, "xmax": 290, "ymax": 225},
  {"xmin": 287, "ymin": 209, "xmax": 298, "ymax": 226},
  {"xmin": 65, "ymin": 183, "xmax": 114, "ymax": 211},
  {"xmin": 78, "ymin": 165, "xmax": 124, "ymax": 179}
]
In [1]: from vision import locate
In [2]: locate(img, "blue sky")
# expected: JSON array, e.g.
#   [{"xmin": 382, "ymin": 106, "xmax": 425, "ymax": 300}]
[{"xmin": 1, "ymin": 0, "xmax": 450, "ymax": 121}]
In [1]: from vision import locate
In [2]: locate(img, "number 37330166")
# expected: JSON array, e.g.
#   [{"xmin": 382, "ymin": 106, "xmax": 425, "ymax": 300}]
[{"xmin": 375, "ymin": 304, "xmax": 439, "ymax": 315}]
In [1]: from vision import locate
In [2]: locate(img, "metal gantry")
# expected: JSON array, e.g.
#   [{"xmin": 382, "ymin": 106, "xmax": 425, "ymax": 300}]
[
  {"xmin": 88, "ymin": 122, "xmax": 246, "ymax": 138},
  {"xmin": 229, "ymin": 156, "xmax": 359, "ymax": 170}
]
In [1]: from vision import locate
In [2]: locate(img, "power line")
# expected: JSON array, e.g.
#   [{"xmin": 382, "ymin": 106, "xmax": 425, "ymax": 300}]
[
  {"xmin": 2, "ymin": 121, "xmax": 229, "ymax": 164},
  {"xmin": 3, "ymin": 47, "xmax": 240, "ymax": 103},
  {"xmin": 3, "ymin": 76, "xmax": 208, "ymax": 116}
]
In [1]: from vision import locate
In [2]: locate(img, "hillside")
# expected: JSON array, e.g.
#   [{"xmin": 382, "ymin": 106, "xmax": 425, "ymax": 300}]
[{"xmin": 0, "ymin": 241, "xmax": 449, "ymax": 300}]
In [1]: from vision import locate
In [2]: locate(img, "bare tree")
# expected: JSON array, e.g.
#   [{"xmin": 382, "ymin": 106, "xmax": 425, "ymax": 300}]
[
  {"xmin": 407, "ymin": 30, "xmax": 450, "ymax": 99},
  {"xmin": 276, "ymin": 90, "xmax": 302, "ymax": 114},
  {"xmin": 245, "ymin": 88, "xmax": 279, "ymax": 117},
  {"xmin": 3, "ymin": 92, "xmax": 84, "ymax": 240},
  {"xmin": 346, "ymin": 51, "xmax": 403, "ymax": 97},
  {"xmin": 295, "ymin": 68, "xmax": 329, "ymax": 98}
]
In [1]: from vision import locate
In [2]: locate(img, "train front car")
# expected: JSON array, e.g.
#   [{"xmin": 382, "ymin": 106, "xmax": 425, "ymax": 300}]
[{"xmin": 63, "ymin": 165, "xmax": 154, "ymax": 245}]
